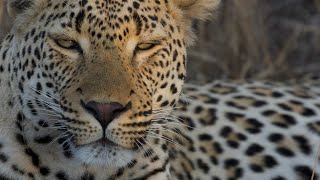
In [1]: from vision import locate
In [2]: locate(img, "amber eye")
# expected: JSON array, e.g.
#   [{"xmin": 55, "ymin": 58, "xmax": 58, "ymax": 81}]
[
  {"xmin": 136, "ymin": 43, "xmax": 156, "ymax": 51},
  {"xmin": 55, "ymin": 39, "xmax": 82, "ymax": 52}
]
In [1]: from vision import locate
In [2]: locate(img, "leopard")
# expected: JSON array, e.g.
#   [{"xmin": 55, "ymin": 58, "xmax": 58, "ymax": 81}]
[
  {"xmin": 170, "ymin": 78, "xmax": 320, "ymax": 180},
  {"xmin": 0, "ymin": 0, "xmax": 219, "ymax": 179},
  {"xmin": 1, "ymin": 0, "xmax": 320, "ymax": 180}
]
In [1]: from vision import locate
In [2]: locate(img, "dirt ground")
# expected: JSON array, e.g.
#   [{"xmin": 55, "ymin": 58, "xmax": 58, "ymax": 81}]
[{"xmin": 1, "ymin": 0, "xmax": 320, "ymax": 84}]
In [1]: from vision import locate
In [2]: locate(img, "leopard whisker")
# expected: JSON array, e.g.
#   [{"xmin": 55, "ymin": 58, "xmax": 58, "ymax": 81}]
[
  {"xmin": 49, "ymin": 131, "xmax": 73, "ymax": 145},
  {"xmin": 148, "ymin": 126, "xmax": 185, "ymax": 141},
  {"xmin": 146, "ymin": 131, "xmax": 183, "ymax": 149},
  {"xmin": 142, "ymin": 139, "xmax": 165, "ymax": 158}
]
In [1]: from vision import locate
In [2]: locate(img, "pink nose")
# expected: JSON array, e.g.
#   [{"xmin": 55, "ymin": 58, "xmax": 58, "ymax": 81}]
[{"xmin": 81, "ymin": 101, "xmax": 126, "ymax": 129}]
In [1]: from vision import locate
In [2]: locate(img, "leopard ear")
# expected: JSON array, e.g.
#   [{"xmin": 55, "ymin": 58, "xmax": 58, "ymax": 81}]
[
  {"xmin": 172, "ymin": 0, "xmax": 220, "ymax": 20},
  {"xmin": 171, "ymin": 0, "xmax": 220, "ymax": 45},
  {"xmin": 7, "ymin": 0, "xmax": 34, "ymax": 18}
]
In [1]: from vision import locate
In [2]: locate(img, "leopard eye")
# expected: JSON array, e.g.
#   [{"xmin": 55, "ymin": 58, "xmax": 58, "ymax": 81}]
[
  {"xmin": 136, "ymin": 43, "xmax": 157, "ymax": 51},
  {"xmin": 55, "ymin": 39, "xmax": 82, "ymax": 52}
]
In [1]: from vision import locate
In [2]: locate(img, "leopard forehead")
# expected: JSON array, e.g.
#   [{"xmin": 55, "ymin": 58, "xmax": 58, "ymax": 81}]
[{"xmin": 14, "ymin": 0, "xmax": 184, "ymax": 42}]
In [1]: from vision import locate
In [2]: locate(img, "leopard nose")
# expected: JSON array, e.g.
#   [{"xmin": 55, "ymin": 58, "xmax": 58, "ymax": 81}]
[{"xmin": 81, "ymin": 100, "xmax": 126, "ymax": 129}]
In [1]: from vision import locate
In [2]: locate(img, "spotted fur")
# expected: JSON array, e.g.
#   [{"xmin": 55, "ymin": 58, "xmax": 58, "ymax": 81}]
[
  {"xmin": 170, "ymin": 80, "xmax": 320, "ymax": 180},
  {"xmin": 2, "ymin": 0, "xmax": 319, "ymax": 180}
]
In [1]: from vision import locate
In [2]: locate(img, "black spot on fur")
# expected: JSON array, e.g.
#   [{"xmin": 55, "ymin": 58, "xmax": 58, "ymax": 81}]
[
  {"xmin": 245, "ymin": 143, "xmax": 264, "ymax": 156},
  {"xmin": 292, "ymin": 135, "xmax": 311, "ymax": 155},
  {"xmin": 272, "ymin": 92, "xmax": 284, "ymax": 98},
  {"xmin": 81, "ymin": 172, "xmax": 94, "ymax": 180},
  {"xmin": 0, "ymin": 153, "xmax": 8, "ymax": 163},
  {"xmin": 276, "ymin": 147, "xmax": 295, "ymax": 157},
  {"xmin": 39, "ymin": 166, "xmax": 50, "ymax": 176},
  {"xmin": 268, "ymin": 133, "xmax": 284, "ymax": 143},
  {"xmin": 302, "ymin": 108, "xmax": 316, "ymax": 117},
  {"xmin": 250, "ymin": 164, "xmax": 264, "ymax": 173},
  {"xmin": 264, "ymin": 155, "xmax": 278, "ymax": 168},
  {"xmin": 133, "ymin": 1, "xmax": 140, "ymax": 9},
  {"xmin": 197, "ymin": 159, "xmax": 210, "ymax": 174},
  {"xmin": 24, "ymin": 148, "xmax": 40, "ymax": 167},
  {"xmin": 75, "ymin": 10, "xmax": 85, "ymax": 33},
  {"xmin": 16, "ymin": 133, "xmax": 26, "ymax": 145},
  {"xmin": 34, "ymin": 136, "xmax": 53, "ymax": 144},
  {"xmin": 224, "ymin": 158, "xmax": 239, "ymax": 169},
  {"xmin": 271, "ymin": 176, "xmax": 286, "ymax": 180},
  {"xmin": 133, "ymin": 12, "xmax": 142, "ymax": 35},
  {"xmin": 294, "ymin": 165, "xmax": 316, "ymax": 179},
  {"xmin": 198, "ymin": 134, "xmax": 212, "ymax": 141},
  {"xmin": 56, "ymin": 171, "xmax": 69, "ymax": 180}
]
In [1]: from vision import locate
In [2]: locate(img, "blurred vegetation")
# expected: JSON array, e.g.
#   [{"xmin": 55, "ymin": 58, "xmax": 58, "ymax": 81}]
[
  {"xmin": 1, "ymin": 0, "xmax": 320, "ymax": 83},
  {"xmin": 188, "ymin": 0, "xmax": 320, "ymax": 83},
  {"xmin": 0, "ymin": 0, "xmax": 11, "ymax": 42}
]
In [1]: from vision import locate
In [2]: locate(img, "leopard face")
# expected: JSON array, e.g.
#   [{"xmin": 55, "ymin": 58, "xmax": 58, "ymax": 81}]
[{"xmin": 4, "ymin": 0, "xmax": 219, "ymax": 168}]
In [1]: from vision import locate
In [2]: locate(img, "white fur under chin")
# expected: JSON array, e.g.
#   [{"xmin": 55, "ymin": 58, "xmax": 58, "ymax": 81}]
[{"xmin": 74, "ymin": 144, "xmax": 135, "ymax": 168}]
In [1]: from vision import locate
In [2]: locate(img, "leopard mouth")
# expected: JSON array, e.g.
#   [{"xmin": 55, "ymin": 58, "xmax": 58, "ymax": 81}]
[
  {"xmin": 94, "ymin": 138, "xmax": 117, "ymax": 147},
  {"xmin": 79, "ymin": 137, "xmax": 121, "ymax": 149},
  {"xmin": 73, "ymin": 136, "xmax": 136, "ymax": 167},
  {"xmin": 77, "ymin": 138, "xmax": 113, "ymax": 146}
]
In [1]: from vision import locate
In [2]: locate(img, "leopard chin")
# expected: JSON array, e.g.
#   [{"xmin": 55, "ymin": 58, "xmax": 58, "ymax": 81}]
[{"xmin": 74, "ymin": 140, "xmax": 136, "ymax": 167}]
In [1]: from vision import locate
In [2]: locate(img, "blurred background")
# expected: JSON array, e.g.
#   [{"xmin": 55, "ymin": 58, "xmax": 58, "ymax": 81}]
[
  {"xmin": 1, "ymin": 0, "xmax": 320, "ymax": 84},
  {"xmin": 188, "ymin": 0, "xmax": 320, "ymax": 83}
]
